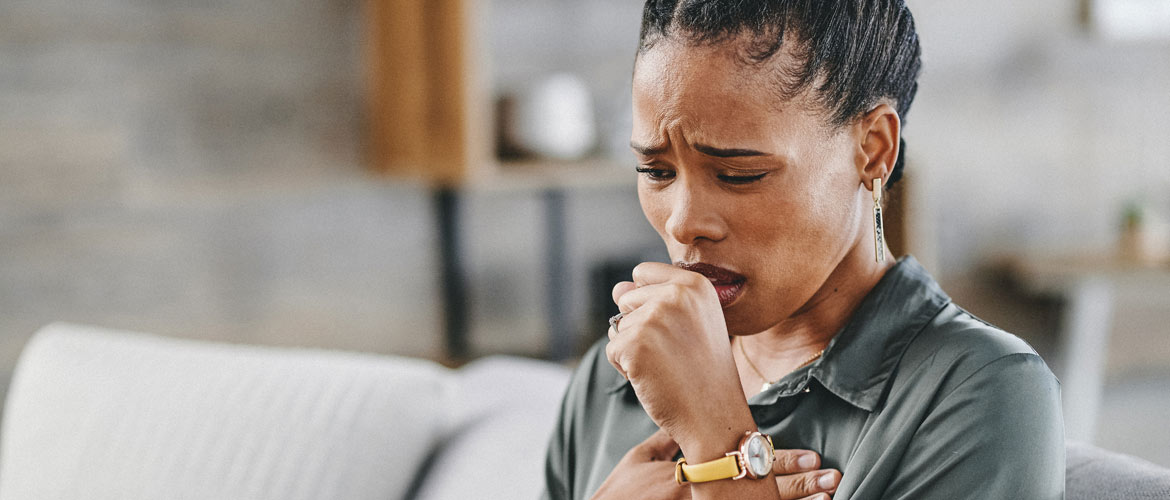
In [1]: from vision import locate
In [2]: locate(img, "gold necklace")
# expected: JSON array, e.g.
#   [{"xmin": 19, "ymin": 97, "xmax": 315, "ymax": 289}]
[{"xmin": 738, "ymin": 338, "xmax": 825, "ymax": 393}]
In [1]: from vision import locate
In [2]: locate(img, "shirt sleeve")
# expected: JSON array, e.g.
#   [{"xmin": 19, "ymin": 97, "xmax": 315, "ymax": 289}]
[
  {"xmin": 880, "ymin": 353, "xmax": 1065, "ymax": 500},
  {"xmin": 541, "ymin": 388, "xmax": 572, "ymax": 500},
  {"xmin": 541, "ymin": 343, "xmax": 604, "ymax": 500}
]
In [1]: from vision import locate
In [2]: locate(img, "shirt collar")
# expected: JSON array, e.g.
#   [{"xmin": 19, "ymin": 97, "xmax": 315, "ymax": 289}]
[
  {"xmin": 757, "ymin": 255, "xmax": 950, "ymax": 411},
  {"xmin": 608, "ymin": 256, "xmax": 951, "ymax": 411}
]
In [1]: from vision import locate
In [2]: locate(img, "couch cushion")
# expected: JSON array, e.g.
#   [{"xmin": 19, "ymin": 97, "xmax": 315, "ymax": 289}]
[
  {"xmin": 0, "ymin": 323, "xmax": 454, "ymax": 500},
  {"xmin": 411, "ymin": 355, "xmax": 571, "ymax": 500},
  {"xmin": 1067, "ymin": 441, "xmax": 1170, "ymax": 500}
]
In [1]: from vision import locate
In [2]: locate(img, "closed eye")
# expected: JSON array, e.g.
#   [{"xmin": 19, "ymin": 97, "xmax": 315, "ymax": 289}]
[
  {"xmin": 635, "ymin": 166, "xmax": 675, "ymax": 181},
  {"xmin": 718, "ymin": 172, "xmax": 767, "ymax": 184}
]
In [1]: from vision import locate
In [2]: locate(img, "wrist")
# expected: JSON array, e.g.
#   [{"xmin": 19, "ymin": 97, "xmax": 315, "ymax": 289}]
[{"xmin": 675, "ymin": 411, "xmax": 759, "ymax": 464}]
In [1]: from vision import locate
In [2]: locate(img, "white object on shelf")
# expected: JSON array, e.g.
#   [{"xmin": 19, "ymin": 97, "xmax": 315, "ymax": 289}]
[
  {"xmin": 1088, "ymin": 0, "xmax": 1170, "ymax": 41},
  {"xmin": 508, "ymin": 73, "xmax": 597, "ymax": 160}
]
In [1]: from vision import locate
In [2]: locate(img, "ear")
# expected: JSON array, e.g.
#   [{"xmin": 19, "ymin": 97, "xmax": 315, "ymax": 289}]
[{"xmin": 852, "ymin": 103, "xmax": 901, "ymax": 192}]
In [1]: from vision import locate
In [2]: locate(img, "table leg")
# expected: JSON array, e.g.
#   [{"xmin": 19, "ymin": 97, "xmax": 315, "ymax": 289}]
[
  {"xmin": 1058, "ymin": 278, "xmax": 1114, "ymax": 443},
  {"xmin": 435, "ymin": 187, "xmax": 469, "ymax": 361},
  {"xmin": 543, "ymin": 188, "xmax": 572, "ymax": 361}
]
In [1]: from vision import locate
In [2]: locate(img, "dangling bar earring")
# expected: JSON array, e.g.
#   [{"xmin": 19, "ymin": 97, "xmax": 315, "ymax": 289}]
[{"xmin": 872, "ymin": 177, "xmax": 885, "ymax": 263}]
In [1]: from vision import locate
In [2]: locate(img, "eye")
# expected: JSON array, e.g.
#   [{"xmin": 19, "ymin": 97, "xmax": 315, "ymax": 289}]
[
  {"xmin": 718, "ymin": 172, "xmax": 767, "ymax": 184},
  {"xmin": 635, "ymin": 166, "xmax": 675, "ymax": 181}
]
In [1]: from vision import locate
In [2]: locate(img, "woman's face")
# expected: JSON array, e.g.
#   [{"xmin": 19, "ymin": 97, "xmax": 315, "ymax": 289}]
[{"xmin": 631, "ymin": 40, "xmax": 870, "ymax": 336}]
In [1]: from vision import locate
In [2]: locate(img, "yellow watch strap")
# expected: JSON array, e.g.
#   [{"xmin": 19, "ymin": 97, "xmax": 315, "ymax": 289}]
[{"xmin": 675, "ymin": 455, "xmax": 742, "ymax": 484}]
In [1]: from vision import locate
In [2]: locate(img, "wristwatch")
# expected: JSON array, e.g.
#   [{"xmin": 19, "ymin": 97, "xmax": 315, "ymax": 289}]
[{"xmin": 674, "ymin": 431, "xmax": 775, "ymax": 484}]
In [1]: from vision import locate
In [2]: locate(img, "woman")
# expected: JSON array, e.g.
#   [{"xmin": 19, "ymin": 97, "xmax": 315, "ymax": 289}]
[{"xmin": 544, "ymin": 2, "xmax": 1064, "ymax": 499}]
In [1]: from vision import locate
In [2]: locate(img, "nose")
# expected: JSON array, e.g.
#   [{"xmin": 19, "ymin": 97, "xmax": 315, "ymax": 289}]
[{"xmin": 664, "ymin": 177, "xmax": 727, "ymax": 245}]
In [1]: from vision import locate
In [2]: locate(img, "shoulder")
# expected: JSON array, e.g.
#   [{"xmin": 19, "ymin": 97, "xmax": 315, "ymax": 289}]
[
  {"xmin": 902, "ymin": 302, "xmax": 1056, "ymax": 390},
  {"xmin": 881, "ymin": 304, "xmax": 1066, "ymax": 498}
]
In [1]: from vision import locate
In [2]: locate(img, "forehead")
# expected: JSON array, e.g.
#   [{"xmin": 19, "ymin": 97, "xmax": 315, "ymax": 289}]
[{"xmin": 631, "ymin": 40, "xmax": 826, "ymax": 148}]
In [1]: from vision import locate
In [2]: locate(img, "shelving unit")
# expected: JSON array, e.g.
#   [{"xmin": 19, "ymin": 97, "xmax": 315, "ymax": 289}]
[{"xmin": 364, "ymin": 0, "xmax": 634, "ymax": 360}]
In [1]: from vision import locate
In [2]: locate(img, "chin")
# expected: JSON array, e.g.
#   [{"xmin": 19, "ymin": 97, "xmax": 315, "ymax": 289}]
[
  {"xmin": 723, "ymin": 294, "xmax": 795, "ymax": 335},
  {"xmin": 722, "ymin": 306, "xmax": 762, "ymax": 336}
]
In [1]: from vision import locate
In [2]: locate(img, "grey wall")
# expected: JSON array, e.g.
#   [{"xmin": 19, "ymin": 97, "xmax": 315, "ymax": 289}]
[
  {"xmin": 0, "ymin": 0, "xmax": 438, "ymax": 374},
  {"xmin": 0, "ymin": 0, "xmax": 664, "ymax": 376},
  {"xmin": 906, "ymin": 1, "xmax": 1170, "ymax": 275}
]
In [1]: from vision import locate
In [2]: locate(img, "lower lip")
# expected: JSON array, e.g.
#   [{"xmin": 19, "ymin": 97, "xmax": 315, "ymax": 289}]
[{"xmin": 713, "ymin": 281, "xmax": 746, "ymax": 308}]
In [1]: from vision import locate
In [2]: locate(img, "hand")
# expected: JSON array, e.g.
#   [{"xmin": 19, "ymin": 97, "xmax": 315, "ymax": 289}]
[
  {"xmin": 590, "ymin": 429, "xmax": 688, "ymax": 500},
  {"xmin": 606, "ymin": 262, "xmax": 745, "ymax": 440},
  {"xmin": 771, "ymin": 449, "xmax": 842, "ymax": 499},
  {"xmin": 592, "ymin": 431, "xmax": 842, "ymax": 500}
]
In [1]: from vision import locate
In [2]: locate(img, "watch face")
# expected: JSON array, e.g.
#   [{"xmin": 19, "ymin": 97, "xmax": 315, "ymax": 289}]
[{"xmin": 744, "ymin": 434, "xmax": 774, "ymax": 477}]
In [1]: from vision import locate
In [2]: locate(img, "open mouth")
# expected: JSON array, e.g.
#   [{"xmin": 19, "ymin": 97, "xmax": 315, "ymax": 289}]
[{"xmin": 675, "ymin": 262, "xmax": 747, "ymax": 308}]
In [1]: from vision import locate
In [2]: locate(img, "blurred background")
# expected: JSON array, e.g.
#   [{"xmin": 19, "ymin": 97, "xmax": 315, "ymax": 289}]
[{"xmin": 1, "ymin": 0, "xmax": 1168, "ymax": 467}]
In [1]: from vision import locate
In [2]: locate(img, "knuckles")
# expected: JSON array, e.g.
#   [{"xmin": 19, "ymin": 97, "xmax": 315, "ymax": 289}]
[
  {"xmin": 799, "ymin": 473, "xmax": 822, "ymax": 495},
  {"xmin": 629, "ymin": 262, "xmax": 660, "ymax": 284},
  {"xmin": 775, "ymin": 451, "xmax": 800, "ymax": 473},
  {"xmin": 604, "ymin": 341, "xmax": 623, "ymax": 369},
  {"xmin": 683, "ymin": 270, "xmax": 710, "ymax": 289}
]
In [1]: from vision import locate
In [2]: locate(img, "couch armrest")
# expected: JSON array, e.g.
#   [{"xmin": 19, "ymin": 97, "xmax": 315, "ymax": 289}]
[
  {"xmin": 411, "ymin": 355, "xmax": 571, "ymax": 500},
  {"xmin": 0, "ymin": 323, "xmax": 454, "ymax": 500},
  {"xmin": 1067, "ymin": 441, "xmax": 1170, "ymax": 500}
]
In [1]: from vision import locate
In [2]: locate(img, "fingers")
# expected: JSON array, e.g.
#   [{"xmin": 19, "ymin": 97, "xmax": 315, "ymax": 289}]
[
  {"xmin": 772, "ymin": 449, "xmax": 838, "ymax": 499},
  {"xmin": 613, "ymin": 283, "xmax": 660, "ymax": 315},
  {"xmin": 611, "ymin": 262, "xmax": 710, "ymax": 320},
  {"xmin": 605, "ymin": 339, "xmax": 628, "ymax": 380},
  {"xmin": 630, "ymin": 261, "xmax": 681, "ymax": 287},
  {"xmin": 612, "ymin": 281, "xmax": 637, "ymax": 306},
  {"xmin": 774, "ymin": 469, "xmax": 841, "ymax": 500},
  {"xmin": 773, "ymin": 450, "xmax": 820, "ymax": 475},
  {"xmin": 631, "ymin": 428, "xmax": 681, "ymax": 462}
]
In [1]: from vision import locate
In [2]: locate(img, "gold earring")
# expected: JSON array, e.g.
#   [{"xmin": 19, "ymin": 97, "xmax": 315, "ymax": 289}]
[{"xmin": 872, "ymin": 177, "xmax": 885, "ymax": 263}]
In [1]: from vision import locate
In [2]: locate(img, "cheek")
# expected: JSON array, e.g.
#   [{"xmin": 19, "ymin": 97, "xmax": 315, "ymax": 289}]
[
  {"xmin": 784, "ymin": 155, "xmax": 862, "ymax": 242},
  {"xmin": 744, "ymin": 174, "xmax": 859, "ymax": 276},
  {"xmin": 788, "ymin": 186, "xmax": 858, "ymax": 253},
  {"xmin": 637, "ymin": 184, "xmax": 669, "ymax": 235}
]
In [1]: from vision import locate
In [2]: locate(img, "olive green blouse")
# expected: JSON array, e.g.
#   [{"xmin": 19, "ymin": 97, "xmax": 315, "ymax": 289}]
[{"xmin": 542, "ymin": 256, "xmax": 1065, "ymax": 500}]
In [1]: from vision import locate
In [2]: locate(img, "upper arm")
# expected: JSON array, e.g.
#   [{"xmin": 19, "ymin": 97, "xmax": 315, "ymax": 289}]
[
  {"xmin": 542, "ymin": 398, "xmax": 570, "ymax": 500},
  {"xmin": 542, "ymin": 362, "xmax": 585, "ymax": 500},
  {"xmin": 881, "ymin": 353, "xmax": 1065, "ymax": 500},
  {"xmin": 543, "ymin": 342, "xmax": 608, "ymax": 500},
  {"xmin": 542, "ymin": 366, "xmax": 579, "ymax": 500}
]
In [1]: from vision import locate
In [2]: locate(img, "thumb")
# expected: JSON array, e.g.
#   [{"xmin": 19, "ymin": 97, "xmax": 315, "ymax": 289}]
[{"xmin": 634, "ymin": 428, "xmax": 680, "ymax": 461}]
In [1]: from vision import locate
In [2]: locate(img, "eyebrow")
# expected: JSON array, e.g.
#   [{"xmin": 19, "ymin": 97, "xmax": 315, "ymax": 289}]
[
  {"xmin": 629, "ymin": 141, "xmax": 772, "ymax": 158},
  {"xmin": 693, "ymin": 144, "xmax": 772, "ymax": 158},
  {"xmin": 630, "ymin": 141, "xmax": 668, "ymax": 156}
]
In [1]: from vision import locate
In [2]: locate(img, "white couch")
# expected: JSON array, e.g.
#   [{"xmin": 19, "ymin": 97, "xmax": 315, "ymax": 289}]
[
  {"xmin": 8, "ymin": 323, "xmax": 1170, "ymax": 500},
  {"xmin": 0, "ymin": 323, "xmax": 570, "ymax": 500}
]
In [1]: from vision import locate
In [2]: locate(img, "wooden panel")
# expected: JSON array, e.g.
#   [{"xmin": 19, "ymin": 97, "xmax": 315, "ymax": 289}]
[
  {"xmin": 424, "ymin": 0, "xmax": 470, "ymax": 184},
  {"xmin": 365, "ymin": 0, "xmax": 476, "ymax": 184},
  {"xmin": 366, "ymin": 0, "xmax": 427, "ymax": 177}
]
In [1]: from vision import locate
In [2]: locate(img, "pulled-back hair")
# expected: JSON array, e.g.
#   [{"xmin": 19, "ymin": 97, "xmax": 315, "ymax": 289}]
[{"xmin": 637, "ymin": 0, "xmax": 922, "ymax": 186}]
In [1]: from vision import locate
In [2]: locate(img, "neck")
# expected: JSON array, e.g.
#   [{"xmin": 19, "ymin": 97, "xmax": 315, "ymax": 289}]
[{"xmin": 738, "ymin": 240, "xmax": 895, "ymax": 379}]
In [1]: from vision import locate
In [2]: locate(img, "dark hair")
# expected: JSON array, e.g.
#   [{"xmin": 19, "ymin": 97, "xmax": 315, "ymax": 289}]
[{"xmin": 637, "ymin": 0, "xmax": 922, "ymax": 187}]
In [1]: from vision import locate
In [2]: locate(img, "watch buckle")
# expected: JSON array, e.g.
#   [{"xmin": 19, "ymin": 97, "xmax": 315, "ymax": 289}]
[{"xmin": 725, "ymin": 451, "xmax": 749, "ymax": 480}]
